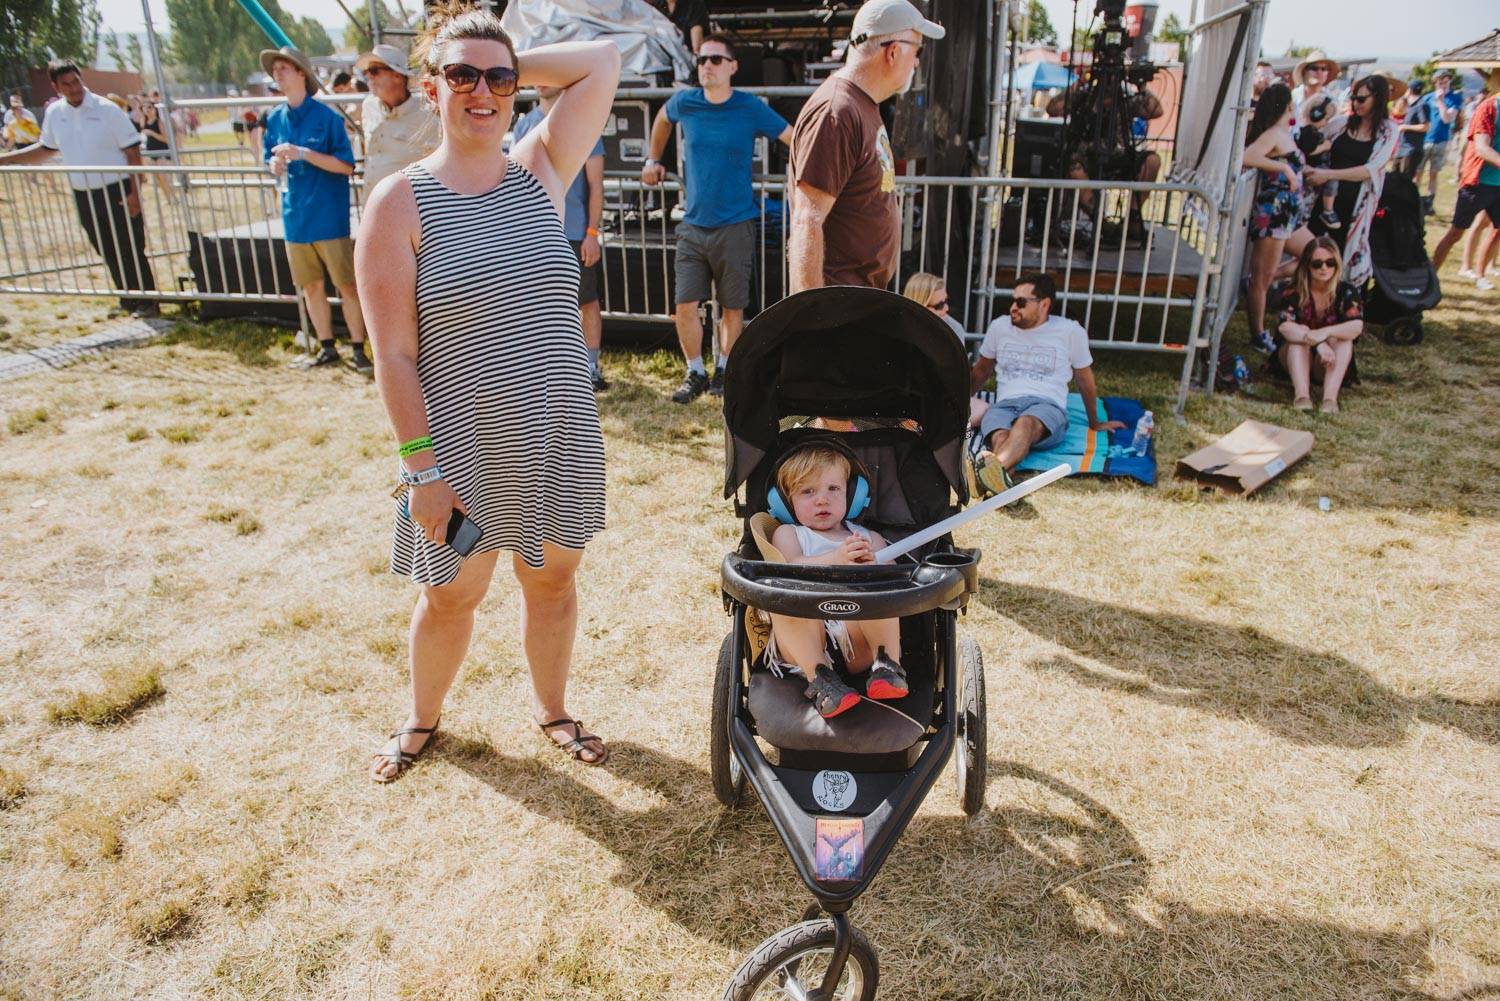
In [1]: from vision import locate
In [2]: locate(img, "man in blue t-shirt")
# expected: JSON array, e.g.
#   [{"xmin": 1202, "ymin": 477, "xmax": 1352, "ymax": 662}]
[
  {"xmin": 1418, "ymin": 69, "xmax": 1465, "ymax": 215},
  {"xmin": 260, "ymin": 47, "xmax": 367, "ymax": 371},
  {"xmin": 513, "ymin": 89, "xmax": 609, "ymax": 391},
  {"xmin": 641, "ymin": 34, "xmax": 791, "ymax": 402}
]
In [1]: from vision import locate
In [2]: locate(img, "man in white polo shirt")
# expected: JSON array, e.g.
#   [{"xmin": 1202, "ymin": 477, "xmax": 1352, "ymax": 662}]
[
  {"xmin": 356, "ymin": 44, "xmax": 439, "ymax": 190},
  {"xmin": 0, "ymin": 60, "xmax": 159, "ymax": 316}
]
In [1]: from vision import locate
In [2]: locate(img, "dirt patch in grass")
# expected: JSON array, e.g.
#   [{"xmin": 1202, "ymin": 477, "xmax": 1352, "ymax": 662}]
[
  {"xmin": 45, "ymin": 665, "xmax": 164, "ymax": 726},
  {"xmin": 0, "ymin": 178, "xmax": 1496, "ymax": 999}
]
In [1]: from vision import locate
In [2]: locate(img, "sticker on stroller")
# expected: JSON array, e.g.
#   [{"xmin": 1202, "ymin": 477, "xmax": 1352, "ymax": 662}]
[
  {"xmin": 814, "ymin": 818, "xmax": 864, "ymax": 883},
  {"xmin": 812, "ymin": 769, "xmax": 858, "ymax": 812},
  {"xmin": 819, "ymin": 599, "xmax": 861, "ymax": 616}
]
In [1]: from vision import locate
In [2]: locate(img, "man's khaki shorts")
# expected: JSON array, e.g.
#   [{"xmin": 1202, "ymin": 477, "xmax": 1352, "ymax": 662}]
[{"xmin": 286, "ymin": 237, "xmax": 355, "ymax": 288}]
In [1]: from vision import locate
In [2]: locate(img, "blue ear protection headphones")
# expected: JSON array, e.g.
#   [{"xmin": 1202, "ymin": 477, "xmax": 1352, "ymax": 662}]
[{"xmin": 766, "ymin": 440, "xmax": 871, "ymax": 526}]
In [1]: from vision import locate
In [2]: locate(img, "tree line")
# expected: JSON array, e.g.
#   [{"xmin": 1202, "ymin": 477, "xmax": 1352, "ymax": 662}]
[{"xmin": 5, "ymin": 0, "xmax": 340, "ymax": 92}]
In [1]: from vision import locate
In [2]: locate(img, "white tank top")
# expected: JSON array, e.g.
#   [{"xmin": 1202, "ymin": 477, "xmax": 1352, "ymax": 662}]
[{"xmin": 793, "ymin": 521, "xmax": 874, "ymax": 558}]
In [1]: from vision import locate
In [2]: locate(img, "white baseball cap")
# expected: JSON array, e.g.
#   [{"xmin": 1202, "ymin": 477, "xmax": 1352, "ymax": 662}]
[
  {"xmin": 356, "ymin": 44, "xmax": 416, "ymax": 79},
  {"xmin": 850, "ymin": 0, "xmax": 945, "ymax": 46}
]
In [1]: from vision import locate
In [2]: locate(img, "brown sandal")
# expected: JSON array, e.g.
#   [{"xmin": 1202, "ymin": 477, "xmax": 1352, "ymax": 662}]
[
  {"xmin": 535, "ymin": 717, "xmax": 609, "ymax": 765},
  {"xmin": 370, "ymin": 719, "xmax": 439, "ymax": 783}
]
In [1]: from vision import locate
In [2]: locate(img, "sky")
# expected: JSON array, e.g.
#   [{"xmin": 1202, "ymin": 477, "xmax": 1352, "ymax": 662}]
[{"xmin": 96, "ymin": 0, "xmax": 1498, "ymax": 63}]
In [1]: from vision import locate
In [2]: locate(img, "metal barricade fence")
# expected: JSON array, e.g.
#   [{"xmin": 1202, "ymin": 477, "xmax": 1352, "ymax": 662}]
[{"xmin": 0, "ymin": 161, "xmax": 1224, "ymax": 407}]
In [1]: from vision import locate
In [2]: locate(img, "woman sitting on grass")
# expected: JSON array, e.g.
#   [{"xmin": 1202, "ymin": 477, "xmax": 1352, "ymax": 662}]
[{"xmin": 1269, "ymin": 235, "xmax": 1363, "ymax": 413}]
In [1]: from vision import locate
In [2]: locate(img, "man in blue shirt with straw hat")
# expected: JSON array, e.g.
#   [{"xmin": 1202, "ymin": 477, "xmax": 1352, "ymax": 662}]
[{"xmin": 261, "ymin": 45, "xmax": 370, "ymax": 372}]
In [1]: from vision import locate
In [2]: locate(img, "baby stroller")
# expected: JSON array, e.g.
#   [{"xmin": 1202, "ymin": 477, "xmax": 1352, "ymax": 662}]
[
  {"xmin": 714, "ymin": 287, "xmax": 986, "ymax": 999},
  {"xmin": 1366, "ymin": 171, "xmax": 1441, "ymax": 346}
]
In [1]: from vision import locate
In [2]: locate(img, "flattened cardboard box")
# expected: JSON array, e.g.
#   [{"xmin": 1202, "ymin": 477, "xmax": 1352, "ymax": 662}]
[{"xmin": 1175, "ymin": 420, "xmax": 1314, "ymax": 496}]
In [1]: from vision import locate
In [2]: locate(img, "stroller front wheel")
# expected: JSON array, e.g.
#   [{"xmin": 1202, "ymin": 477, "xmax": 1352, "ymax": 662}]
[{"xmin": 725, "ymin": 919, "xmax": 879, "ymax": 1001}]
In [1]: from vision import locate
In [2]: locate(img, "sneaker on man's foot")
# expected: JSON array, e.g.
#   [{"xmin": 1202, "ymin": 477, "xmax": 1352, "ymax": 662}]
[
  {"xmin": 130, "ymin": 303, "xmax": 160, "ymax": 319},
  {"xmin": 671, "ymin": 369, "xmax": 710, "ymax": 404},
  {"xmin": 708, "ymin": 368, "xmax": 725, "ymax": 397},
  {"xmin": 1318, "ymin": 209, "xmax": 1342, "ymax": 229},
  {"xmin": 974, "ymin": 450, "xmax": 1011, "ymax": 498},
  {"xmin": 299, "ymin": 347, "xmax": 341, "ymax": 369},
  {"xmin": 1477, "ymin": 276, "xmax": 1496, "ymax": 292},
  {"xmin": 350, "ymin": 351, "xmax": 373, "ymax": 374},
  {"xmin": 1250, "ymin": 328, "xmax": 1277, "ymax": 355},
  {"xmin": 865, "ymin": 647, "xmax": 908, "ymax": 701},
  {"xmin": 1457, "ymin": 267, "xmax": 1478, "ymax": 280},
  {"xmin": 591, "ymin": 370, "xmax": 610, "ymax": 392},
  {"xmin": 806, "ymin": 665, "xmax": 860, "ymax": 719}
]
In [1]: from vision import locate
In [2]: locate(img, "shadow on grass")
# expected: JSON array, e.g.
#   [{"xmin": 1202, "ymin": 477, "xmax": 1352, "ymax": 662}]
[
  {"xmin": 985, "ymin": 577, "xmax": 1500, "ymax": 748},
  {"xmin": 444, "ymin": 739, "xmax": 1447, "ymax": 998}
]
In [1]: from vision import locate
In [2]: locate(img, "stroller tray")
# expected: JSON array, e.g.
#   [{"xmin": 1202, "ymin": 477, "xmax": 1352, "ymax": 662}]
[{"xmin": 721, "ymin": 554, "xmax": 968, "ymax": 620}]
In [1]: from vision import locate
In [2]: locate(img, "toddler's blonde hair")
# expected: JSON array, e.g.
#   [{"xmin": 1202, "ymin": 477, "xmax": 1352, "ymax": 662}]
[{"xmin": 775, "ymin": 444, "xmax": 851, "ymax": 501}]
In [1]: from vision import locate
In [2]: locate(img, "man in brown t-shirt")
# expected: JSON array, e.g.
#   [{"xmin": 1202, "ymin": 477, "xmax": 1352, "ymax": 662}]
[{"xmin": 788, "ymin": 0, "xmax": 944, "ymax": 291}]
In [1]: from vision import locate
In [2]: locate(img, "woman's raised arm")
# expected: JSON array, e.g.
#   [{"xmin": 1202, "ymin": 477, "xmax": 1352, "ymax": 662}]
[{"xmin": 512, "ymin": 41, "xmax": 621, "ymax": 205}]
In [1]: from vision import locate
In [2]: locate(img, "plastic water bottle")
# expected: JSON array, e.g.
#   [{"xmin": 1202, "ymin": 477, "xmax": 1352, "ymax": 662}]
[
  {"xmin": 1131, "ymin": 411, "xmax": 1154, "ymax": 457},
  {"xmin": 1233, "ymin": 355, "xmax": 1251, "ymax": 390}
]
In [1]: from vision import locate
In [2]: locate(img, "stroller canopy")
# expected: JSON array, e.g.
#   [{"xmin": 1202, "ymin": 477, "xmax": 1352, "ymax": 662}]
[{"xmin": 722, "ymin": 287, "xmax": 972, "ymax": 501}]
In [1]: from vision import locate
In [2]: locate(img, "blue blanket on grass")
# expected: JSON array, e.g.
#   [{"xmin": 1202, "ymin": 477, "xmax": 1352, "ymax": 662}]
[{"xmin": 1011, "ymin": 394, "xmax": 1157, "ymax": 484}]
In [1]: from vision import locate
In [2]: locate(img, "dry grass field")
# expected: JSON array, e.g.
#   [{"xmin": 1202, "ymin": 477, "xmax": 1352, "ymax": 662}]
[{"xmin": 0, "ymin": 190, "xmax": 1497, "ymax": 1000}]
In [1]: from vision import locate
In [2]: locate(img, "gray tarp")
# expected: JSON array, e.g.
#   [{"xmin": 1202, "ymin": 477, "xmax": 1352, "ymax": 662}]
[{"xmin": 501, "ymin": 0, "xmax": 694, "ymax": 83}]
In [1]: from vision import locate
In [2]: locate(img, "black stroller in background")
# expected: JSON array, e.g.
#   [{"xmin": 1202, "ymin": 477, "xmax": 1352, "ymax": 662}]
[
  {"xmin": 1365, "ymin": 172, "xmax": 1441, "ymax": 346},
  {"xmin": 713, "ymin": 287, "xmax": 987, "ymax": 1000}
]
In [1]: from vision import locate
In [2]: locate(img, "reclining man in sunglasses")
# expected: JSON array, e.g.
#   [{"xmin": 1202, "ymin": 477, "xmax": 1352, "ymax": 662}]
[
  {"xmin": 968, "ymin": 272, "xmax": 1126, "ymax": 495},
  {"xmin": 641, "ymin": 34, "xmax": 792, "ymax": 402}
]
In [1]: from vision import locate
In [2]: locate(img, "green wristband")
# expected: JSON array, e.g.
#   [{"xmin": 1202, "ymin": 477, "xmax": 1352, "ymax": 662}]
[{"xmin": 398, "ymin": 435, "xmax": 433, "ymax": 458}]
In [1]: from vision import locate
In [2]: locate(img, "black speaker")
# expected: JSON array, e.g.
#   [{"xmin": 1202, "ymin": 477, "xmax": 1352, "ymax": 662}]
[{"xmin": 1011, "ymin": 118, "xmax": 1064, "ymax": 179}]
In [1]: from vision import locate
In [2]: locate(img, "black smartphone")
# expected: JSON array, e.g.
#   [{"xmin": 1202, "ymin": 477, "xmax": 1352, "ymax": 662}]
[{"xmin": 445, "ymin": 509, "xmax": 484, "ymax": 557}]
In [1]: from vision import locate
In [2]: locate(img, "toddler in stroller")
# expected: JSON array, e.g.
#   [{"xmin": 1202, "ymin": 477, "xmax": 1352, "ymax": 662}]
[{"xmin": 764, "ymin": 440, "xmax": 908, "ymax": 718}]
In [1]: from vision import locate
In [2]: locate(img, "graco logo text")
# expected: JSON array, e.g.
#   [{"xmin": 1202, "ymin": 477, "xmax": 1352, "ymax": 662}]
[{"xmin": 818, "ymin": 599, "xmax": 860, "ymax": 616}]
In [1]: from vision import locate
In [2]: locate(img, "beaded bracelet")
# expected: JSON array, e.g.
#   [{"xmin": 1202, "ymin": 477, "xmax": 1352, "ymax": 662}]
[{"xmin": 398, "ymin": 435, "xmax": 433, "ymax": 458}]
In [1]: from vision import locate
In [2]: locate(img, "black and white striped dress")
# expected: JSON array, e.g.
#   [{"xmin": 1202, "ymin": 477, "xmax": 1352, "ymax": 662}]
[{"xmin": 391, "ymin": 159, "xmax": 606, "ymax": 585}]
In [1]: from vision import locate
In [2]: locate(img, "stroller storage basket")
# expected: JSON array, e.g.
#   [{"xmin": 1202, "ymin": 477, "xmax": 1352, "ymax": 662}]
[{"xmin": 721, "ymin": 554, "xmax": 970, "ymax": 620}]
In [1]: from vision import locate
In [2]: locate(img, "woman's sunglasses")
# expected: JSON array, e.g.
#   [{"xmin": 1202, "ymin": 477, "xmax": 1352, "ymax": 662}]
[
  {"xmin": 1309, "ymin": 257, "xmax": 1338, "ymax": 270},
  {"xmin": 441, "ymin": 63, "xmax": 519, "ymax": 96},
  {"xmin": 696, "ymin": 54, "xmax": 733, "ymax": 66},
  {"xmin": 1351, "ymin": 93, "xmax": 1373, "ymax": 104},
  {"xmin": 928, "ymin": 297, "xmax": 949, "ymax": 311}
]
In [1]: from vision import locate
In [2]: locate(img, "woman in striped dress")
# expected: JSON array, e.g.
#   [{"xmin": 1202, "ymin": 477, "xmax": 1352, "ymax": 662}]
[{"xmin": 357, "ymin": 4, "xmax": 620, "ymax": 780}]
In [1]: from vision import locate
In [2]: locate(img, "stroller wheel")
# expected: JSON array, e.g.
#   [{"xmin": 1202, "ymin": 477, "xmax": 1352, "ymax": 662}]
[
  {"xmin": 1381, "ymin": 315, "xmax": 1424, "ymax": 346},
  {"xmin": 712, "ymin": 630, "xmax": 747, "ymax": 808},
  {"xmin": 956, "ymin": 637, "xmax": 987, "ymax": 817},
  {"xmin": 725, "ymin": 919, "xmax": 879, "ymax": 1001}
]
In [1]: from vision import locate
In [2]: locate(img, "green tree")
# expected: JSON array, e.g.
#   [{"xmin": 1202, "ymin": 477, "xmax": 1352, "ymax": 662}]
[
  {"xmin": 1283, "ymin": 42, "xmax": 1316, "ymax": 59},
  {"xmin": 104, "ymin": 30, "xmax": 128, "ymax": 72},
  {"xmin": 126, "ymin": 34, "xmax": 146, "ymax": 76},
  {"xmin": 1021, "ymin": 0, "xmax": 1059, "ymax": 47},
  {"xmin": 166, "ymin": 0, "xmax": 331, "ymax": 85},
  {"xmin": 0, "ymin": 0, "xmax": 103, "ymax": 91},
  {"xmin": 342, "ymin": 0, "xmax": 411, "ymax": 51},
  {"xmin": 1156, "ymin": 12, "xmax": 1188, "ymax": 48}
]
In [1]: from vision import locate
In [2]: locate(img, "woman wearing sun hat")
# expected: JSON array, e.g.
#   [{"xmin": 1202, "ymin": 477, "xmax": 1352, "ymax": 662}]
[{"xmin": 1291, "ymin": 50, "xmax": 1341, "ymax": 117}]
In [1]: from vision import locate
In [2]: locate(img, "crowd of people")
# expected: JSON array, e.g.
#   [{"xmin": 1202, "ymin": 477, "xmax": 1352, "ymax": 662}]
[{"xmin": 1242, "ymin": 53, "xmax": 1500, "ymax": 410}]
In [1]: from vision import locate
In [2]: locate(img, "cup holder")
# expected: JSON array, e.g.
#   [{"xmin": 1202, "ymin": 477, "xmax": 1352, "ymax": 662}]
[{"xmin": 916, "ymin": 549, "xmax": 980, "ymax": 592}]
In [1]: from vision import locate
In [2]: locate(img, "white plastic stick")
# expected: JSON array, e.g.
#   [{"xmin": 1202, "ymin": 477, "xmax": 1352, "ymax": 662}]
[{"xmin": 875, "ymin": 462, "xmax": 1072, "ymax": 562}]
